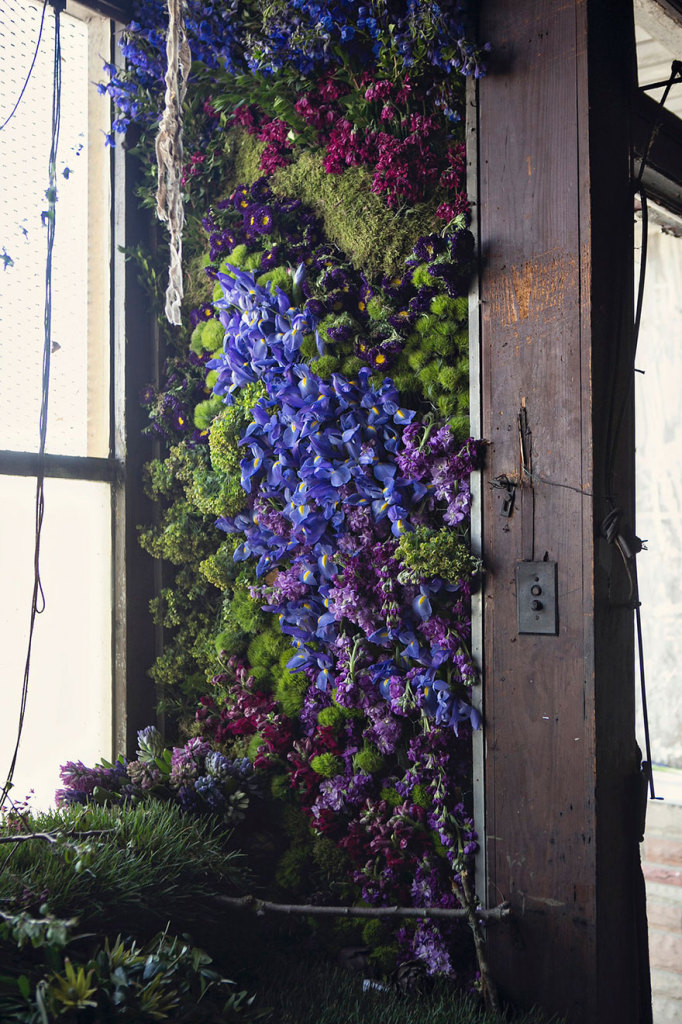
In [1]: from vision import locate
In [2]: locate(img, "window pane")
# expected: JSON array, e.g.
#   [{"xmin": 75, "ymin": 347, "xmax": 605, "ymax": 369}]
[
  {"xmin": 635, "ymin": 203, "xmax": 682, "ymax": 768},
  {"xmin": 0, "ymin": 0, "xmax": 110, "ymax": 457},
  {"xmin": 636, "ymin": 1, "xmax": 682, "ymax": 119},
  {"xmin": 0, "ymin": 476, "xmax": 112, "ymax": 808}
]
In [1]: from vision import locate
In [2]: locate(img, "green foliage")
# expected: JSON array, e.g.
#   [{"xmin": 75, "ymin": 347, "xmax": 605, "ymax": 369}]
[
  {"xmin": 194, "ymin": 394, "xmax": 225, "ymax": 431},
  {"xmin": 190, "ymin": 316, "xmax": 225, "ymax": 356},
  {"xmin": 352, "ymin": 744, "xmax": 385, "ymax": 775},
  {"xmin": 310, "ymin": 835, "xmax": 351, "ymax": 885},
  {"xmin": 199, "ymin": 537, "xmax": 242, "ymax": 591},
  {"xmin": 1, "ymin": 926, "xmax": 260, "ymax": 1023},
  {"xmin": 379, "ymin": 786, "xmax": 403, "ymax": 809},
  {"xmin": 246, "ymin": 732, "xmax": 265, "ymax": 761},
  {"xmin": 257, "ymin": 265, "xmax": 291, "ymax": 292},
  {"xmin": 247, "ymin": 624, "xmax": 292, "ymax": 690},
  {"xmin": 248, "ymin": 949, "xmax": 562, "ymax": 1024},
  {"xmin": 0, "ymin": 802, "xmax": 246, "ymax": 931},
  {"xmin": 309, "ymin": 754, "xmax": 344, "ymax": 778},
  {"xmin": 316, "ymin": 705, "xmax": 346, "ymax": 731},
  {"xmin": 209, "ymin": 383, "xmax": 265, "ymax": 476},
  {"xmin": 411, "ymin": 784, "xmax": 430, "ymax": 808},
  {"xmin": 274, "ymin": 662, "xmax": 309, "ymax": 718},
  {"xmin": 271, "ymin": 153, "xmax": 445, "ymax": 279},
  {"xmin": 395, "ymin": 525, "xmax": 482, "ymax": 586},
  {"xmin": 310, "ymin": 354, "xmax": 341, "ymax": 377},
  {"xmin": 274, "ymin": 846, "xmax": 308, "ymax": 893}
]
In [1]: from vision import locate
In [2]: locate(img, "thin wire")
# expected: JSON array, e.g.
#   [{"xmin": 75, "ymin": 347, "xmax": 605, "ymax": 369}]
[
  {"xmin": 605, "ymin": 62, "xmax": 682, "ymax": 499},
  {"xmin": 0, "ymin": 5, "xmax": 62, "ymax": 808},
  {"xmin": 0, "ymin": 0, "xmax": 49, "ymax": 133}
]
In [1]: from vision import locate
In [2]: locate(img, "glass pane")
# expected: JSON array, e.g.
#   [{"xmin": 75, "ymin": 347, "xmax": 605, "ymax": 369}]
[
  {"xmin": 0, "ymin": 476, "xmax": 112, "ymax": 808},
  {"xmin": 636, "ymin": 2, "xmax": 682, "ymax": 120},
  {"xmin": 635, "ymin": 202, "xmax": 682, "ymax": 769},
  {"xmin": 0, "ymin": 0, "xmax": 110, "ymax": 457}
]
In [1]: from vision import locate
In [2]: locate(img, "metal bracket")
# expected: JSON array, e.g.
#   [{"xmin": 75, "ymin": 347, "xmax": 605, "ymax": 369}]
[{"xmin": 516, "ymin": 561, "xmax": 558, "ymax": 635}]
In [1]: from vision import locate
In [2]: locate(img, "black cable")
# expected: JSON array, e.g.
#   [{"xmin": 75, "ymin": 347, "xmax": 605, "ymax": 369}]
[
  {"xmin": 597, "ymin": 63, "xmax": 682, "ymax": 805},
  {"xmin": 1, "ymin": 4, "xmax": 62, "ymax": 808},
  {"xmin": 0, "ymin": 0, "xmax": 49, "ymax": 133}
]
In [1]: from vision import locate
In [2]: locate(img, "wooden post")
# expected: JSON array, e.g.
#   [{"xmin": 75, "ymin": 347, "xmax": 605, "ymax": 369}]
[{"xmin": 472, "ymin": 1, "xmax": 651, "ymax": 1020}]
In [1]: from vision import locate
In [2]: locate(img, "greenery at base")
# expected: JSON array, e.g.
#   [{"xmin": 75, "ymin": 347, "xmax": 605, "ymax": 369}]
[
  {"xmin": 0, "ymin": 802, "xmax": 247, "ymax": 933},
  {"xmin": 0, "ymin": 802, "xmax": 260, "ymax": 1022},
  {"xmin": 240, "ymin": 943, "xmax": 565, "ymax": 1024}
]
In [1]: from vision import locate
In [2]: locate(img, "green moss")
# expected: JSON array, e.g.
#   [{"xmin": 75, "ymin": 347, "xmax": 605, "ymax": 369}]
[
  {"xmin": 257, "ymin": 265, "xmax": 291, "ymax": 293},
  {"xmin": 274, "ymin": 664, "xmax": 309, "ymax": 717},
  {"xmin": 437, "ymin": 366, "xmax": 460, "ymax": 392},
  {"xmin": 270, "ymin": 772, "xmax": 291, "ymax": 802},
  {"xmin": 379, "ymin": 786, "xmax": 403, "ymax": 808},
  {"xmin": 448, "ymin": 412, "xmax": 471, "ymax": 441},
  {"xmin": 247, "ymin": 732, "xmax": 265, "ymax": 761},
  {"xmin": 271, "ymin": 152, "xmax": 443, "ymax": 279},
  {"xmin": 340, "ymin": 355, "xmax": 364, "ymax": 377},
  {"xmin": 310, "ymin": 754, "xmax": 344, "ymax": 778},
  {"xmin": 410, "ymin": 263, "xmax": 433, "ymax": 288},
  {"xmin": 311, "ymin": 835, "xmax": 351, "ymax": 882},
  {"xmin": 228, "ymin": 577, "xmax": 265, "ymax": 634},
  {"xmin": 190, "ymin": 317, "xmax": 224, "ymax": 356},
  {"xmin": 352, "ymin": 744, "xmax": 385, "ymax": 774},
  {"xmin": 429, "ymin": 294, "xmax": 460, "ymax": 317},
  {"xmin": 275, "ymin": 846, "xmax": 307, "ymax": 893},
  {"xmin": 244, "ymin": 251, "xmax": 264, "ymax": 272},
  {"xmin": 365, "ymin": 296, "xmax": 390, "ymax": 320},
  {"xmin": 369, "ymin": 944, "xmax": 399, "ymax": 974},
  {"xmin": 361, "ymin": 920, "xmax": 384, "ymax": 948},
  {"xmin": 232, "ymin": 127, "xmax": 266, "ymax": 185},
  {"xmin": 225, "ymin": 243, "xmax": 248, "ymax": 268},
  {"xmin": 310, "ymin": 354, "xmax": 341, "ymax": 378},
  {"xmin": 407, "ymin": 348, "xmax": 428, "ymax": 371},
  {"xmin": 418, "ymin": 361, "xmax": 440, "ymax": 387},
  {"xmin": 247, "ymin": 624, "xmax": 291, "ymax": 690},
  {"xmin": 193, "ymin": 395, "xmax": 224, "ymax": 431},
  {"xmin": 317, "ymin": 705, "xmax": 346, "ymax": 731},
  {"xmin": 411, "ymin": 784, "xmax": 430, "ymax": 808}
]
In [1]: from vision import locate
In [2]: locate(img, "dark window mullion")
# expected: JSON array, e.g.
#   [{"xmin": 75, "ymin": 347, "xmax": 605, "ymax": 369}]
[{"xmin": 0, "ymin": 450, "xmax": 117, "ymax": 482}]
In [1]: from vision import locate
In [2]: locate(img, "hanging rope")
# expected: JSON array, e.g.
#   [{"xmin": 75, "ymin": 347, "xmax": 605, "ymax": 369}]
[{"xmin": 155, "ymin": 0, "xmax": 191, "ymax": 326}]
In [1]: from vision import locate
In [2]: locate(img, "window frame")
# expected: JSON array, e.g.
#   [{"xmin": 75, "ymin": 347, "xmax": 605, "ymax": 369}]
[{"xmin": 0, "ymin": 0, "xmax": 158, "ymax": 771}]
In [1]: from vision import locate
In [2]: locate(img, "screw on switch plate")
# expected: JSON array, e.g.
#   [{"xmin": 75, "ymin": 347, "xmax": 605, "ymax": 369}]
[{"xmin": 516, "ymin": 561, "xmax": 558, "ymax": 635}]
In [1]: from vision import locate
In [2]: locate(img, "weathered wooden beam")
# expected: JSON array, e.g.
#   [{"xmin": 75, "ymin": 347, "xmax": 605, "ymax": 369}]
[{"xmin": 473, "ymin": 1, "xmax": 651, "ymax": 1021}]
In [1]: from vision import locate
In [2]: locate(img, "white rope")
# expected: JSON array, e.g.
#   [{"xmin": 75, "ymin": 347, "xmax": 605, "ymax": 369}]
[{"xmin": 155, "ymin": 0, "xmax": 191, "ymax": 325}]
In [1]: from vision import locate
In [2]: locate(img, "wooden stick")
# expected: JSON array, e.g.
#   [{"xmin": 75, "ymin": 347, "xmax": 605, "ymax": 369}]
[
  {"xmin": 214, "ymin": 893, "xmax": 511, "ymax": 923},
  {"xmin": 457, "ymin": 869, "xmax": 503, "ymax": 1016},
  {"xmin": 0, "ymin": 829, "xmax": 114, "ymax": 845}
]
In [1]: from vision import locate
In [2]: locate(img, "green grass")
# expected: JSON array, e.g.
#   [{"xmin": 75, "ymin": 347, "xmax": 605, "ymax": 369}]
[
  {"xmin": 248, "ymin": 950, "xmax": 561, "ymax": 1024},
  {"xmin": 0, "ymin": 801, "xmax": 246, "ymax": 934}
]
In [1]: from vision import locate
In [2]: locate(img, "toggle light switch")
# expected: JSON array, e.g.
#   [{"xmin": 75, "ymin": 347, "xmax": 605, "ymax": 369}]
[{"xmin": 516, "ymin": 561, "xmax": 558, "ymax": 635}]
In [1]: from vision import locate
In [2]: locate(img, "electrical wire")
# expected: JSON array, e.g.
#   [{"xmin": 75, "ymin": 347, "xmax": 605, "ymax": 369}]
[
  {"xmin": 599, "ymin": 62, "xmax": 682, "ymax": 803},
  {"xmin": 0, "ymin": 0, "xmax": 49, "ymax": 133},
  {"xmin": 0, "ymin": 3, "xmax": 62, "ymax": 808}
]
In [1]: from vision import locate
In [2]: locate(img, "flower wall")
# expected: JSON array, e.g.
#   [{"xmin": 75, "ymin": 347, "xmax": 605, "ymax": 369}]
[{"xmin": 64, "ymin": 0, "xmax": 487, "ymax": 981}]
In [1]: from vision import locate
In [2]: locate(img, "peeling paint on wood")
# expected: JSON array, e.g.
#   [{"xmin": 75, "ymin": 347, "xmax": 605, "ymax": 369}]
[{"xmin": 491, "ymin": 251, "xmax": 579, "ymax": 325}]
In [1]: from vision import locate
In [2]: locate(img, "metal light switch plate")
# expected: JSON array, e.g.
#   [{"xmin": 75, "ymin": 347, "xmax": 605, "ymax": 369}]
[{"xmin": 516, "ymin": 561, "xmax": 558, "ymax": 635}]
